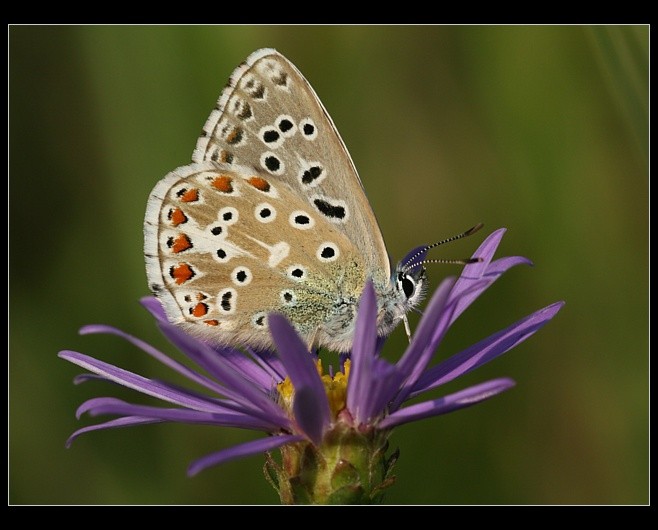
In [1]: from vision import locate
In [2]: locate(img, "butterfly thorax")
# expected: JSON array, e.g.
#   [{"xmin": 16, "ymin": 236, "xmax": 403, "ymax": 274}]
[{"xmin": 310, "ymin": 271, "xmax": 421, "ymax": 352}]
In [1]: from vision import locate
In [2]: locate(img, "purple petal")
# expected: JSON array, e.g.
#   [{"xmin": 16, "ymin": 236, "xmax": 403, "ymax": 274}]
[
  {"xmin": 73, "ymin": 373, "xmax": 108, "ymax": 385},
  {"xmin": 379, "ymin": 378, "xmax": 516, "ymax": 430},
  {"xmin": 410, "ymin": 302, "xmax": 565, "ymax": 397},
  {"xmin": 391, "ymin": 278, "xmax": 491, "ymax": 410},
  {"xmin": 187, "ymin": 434, "xmax": 305, "ymax": 476},
  {"xmin": 396, "ymin": 246, "xmax": 532, "ymax": 400},
  {"xmin": 140, "ymin": 296, "xmax": 168, "ymax": 322},
  {"xmin": 292, "ymin": 387, "xmax": 327, "ymax": 445},
  {"xmin": 386, "ymin": 233, "xmax": 532, "ymax": 410},
  {"xmin": 248, "ymin": 348, "xmax": 286, "ymax": 382},
  {"xmin": 374, "ymin": 334, "xmax": 388, "ymax": 356},
  {"xmin": 79, "ymin": 324, "xmax": 230, "ymax": 395},
  {"xmin": 142, "ymin": 300, "xmax": 272, "ymax": 396},
  {"xmin": 395, "ymin": 277, "xmax": 455, "ymax": 378},
  {"xmin": 346, "ymin": 281, "xmax": 378, "ymax": 424},
  {"xmin": 448, "ymin": 255, "xmax": 533, "ymax": 326},
  {"xmin": 266, "ymin": 315, "xmax": 321, "ymax": 394},
  {"xmin": 361, "ymin": 358, "xmax": 402, "ymax": 421},
  {"xmin": 268, "ymin": 314, "xmax": 330, "ymax": 443},
  {"xmin": 154, "ymin": 322, "xmax": 289, "ymax": 426},
  {"xmin": 59, "ymin": 350, "xmax": 235, "ymax": 413},
  {"xmin": 458, "ymin": 228, "xmax": 507, "ymax": 280},
  {"xmin": 72, "ymin": 370, "xmax": 273, "ymax": 421},
  {"xmin": 488, "ymin": 255, "xmax": 534, "ymax": 276},
  {"xmin": 80, "ymin": 398, "xmax": 278, "ymax": 431},
  {"xmin": 211, "ymin": 346, "xmax": 276, "ymax": 391},
  {"xmin": 76, "ymin": 397, "xmax": 127, "ymax": 419},
  {"xmin": 65, "ymin": 416, "xmax": 163, "ymax": 448},
  {"xmin": 389, "ymin": 277, "xmax": 456, "ymax": 411},
  {"xmin": 390, "ymin": 276, "xmax": 533, "ymax": 410}
]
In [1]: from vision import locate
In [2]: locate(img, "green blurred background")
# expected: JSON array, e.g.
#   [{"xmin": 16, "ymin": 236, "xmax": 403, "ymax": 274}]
[{"xmin": 9, "ymin": 25, "xmax": 648, "ymax": 505}]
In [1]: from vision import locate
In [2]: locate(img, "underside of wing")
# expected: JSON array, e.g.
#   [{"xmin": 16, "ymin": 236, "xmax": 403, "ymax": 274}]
[
  {"xmin": 191, "ymin": 48, "xmax": 391, "ymax": 282},
  {"xmin": 145, "ymin": 162, "xmax": 370, "ymax": 350}
]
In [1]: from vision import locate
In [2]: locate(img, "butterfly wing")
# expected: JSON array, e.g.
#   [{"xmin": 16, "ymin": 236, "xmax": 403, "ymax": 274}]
[
  {"xmin": 145, "ymin": 162, "xmax": 369, "ymax": 350},
  {"xmin": 192, "ymin": 48, "xmax": 391, "ymax": 281},
  {"xmin": 145, "ymin": 49, "xmax": 394, "ymax": 351}
]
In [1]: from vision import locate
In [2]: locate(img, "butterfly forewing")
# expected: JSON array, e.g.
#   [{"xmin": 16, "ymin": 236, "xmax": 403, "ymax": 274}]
[{"xmin": 192, "ymin": 48, "xmax": 390, "ymax": 281}]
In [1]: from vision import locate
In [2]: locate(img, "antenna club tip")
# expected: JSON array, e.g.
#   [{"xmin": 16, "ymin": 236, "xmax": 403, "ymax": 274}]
[{"xmin": 466, "ymin": 222, "xmax": 485, "ymax": 236}]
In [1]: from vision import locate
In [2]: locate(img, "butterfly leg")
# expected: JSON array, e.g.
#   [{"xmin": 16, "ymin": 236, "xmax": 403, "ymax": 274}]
[{"xmin": 402, "ymin": 314, "xmax": 412, "ymax": 343}]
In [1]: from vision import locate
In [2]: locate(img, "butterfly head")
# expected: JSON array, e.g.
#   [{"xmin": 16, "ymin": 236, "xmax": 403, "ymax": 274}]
[
  {"xmin": 393, "ymin": 244, "xmax": 429, "ymax": 309},
  {"xmin": 378, "ymin": 223, "xmax": 485, "ymax": 340},
  {"xmin": 369, "ymin": 246, "xmax": 428, "ymax": 341}
]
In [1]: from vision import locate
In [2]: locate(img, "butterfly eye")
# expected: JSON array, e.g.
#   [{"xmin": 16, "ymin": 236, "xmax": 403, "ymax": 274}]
[{"xmin": 397, "ymin": 272, "xmax": 416, "ymax": 299}]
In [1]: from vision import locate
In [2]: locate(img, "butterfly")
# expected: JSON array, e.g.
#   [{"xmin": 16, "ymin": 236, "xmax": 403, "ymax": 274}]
[{"xmin": 144, "ymin": 48, "xmax": 442, "ymax": 353}]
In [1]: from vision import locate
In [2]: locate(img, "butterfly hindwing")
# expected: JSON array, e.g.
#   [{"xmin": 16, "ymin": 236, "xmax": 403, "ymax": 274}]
[{"xmin": 145, "ymin": 162, "xmax": 369, "ymax": 350}]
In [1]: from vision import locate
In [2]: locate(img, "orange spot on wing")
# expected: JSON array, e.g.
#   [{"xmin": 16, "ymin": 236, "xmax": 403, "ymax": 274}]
[
  {"xmin": 179, "ymin": 188, "xmax": 199, "ymax": 203},
  {"xmin": 192, "ymin": 302, "xmax": 209, "ymax": 317},
  {"xmin": 168, "ymin": 208, "xmax": 188, "ymax": 226},
  {"xmin": 211, "ymin": 175, "xmax": 234, "ymax": 193},
  {"xmin": 204, "ymin": 319, "xmax": 219, "ymax": 326},
  {"xmin": 226, "ymin": 128, "xmax": 242, "ymax": 144},
  {"xmin": 248, "ymin": 176, "xmax": 270, "ymax": 192},
  {"xmin": 170, "ymin": 263, "xmax": 195, "ymax": 285},
  {"xmin": 171, "ymin": 234, "xmax": 193, "ymax": 253}
]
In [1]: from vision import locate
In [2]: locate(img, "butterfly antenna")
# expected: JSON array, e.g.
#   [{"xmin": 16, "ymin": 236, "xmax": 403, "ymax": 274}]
[{"xmin": 402, "ymin": 222, "xmax": 484, "ymax": 273}]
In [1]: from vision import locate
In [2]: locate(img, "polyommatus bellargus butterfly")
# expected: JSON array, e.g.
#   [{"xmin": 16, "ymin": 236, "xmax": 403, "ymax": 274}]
[{"xmin": 144, "ymin": 48, "xmax": 477, "ymax": 352}]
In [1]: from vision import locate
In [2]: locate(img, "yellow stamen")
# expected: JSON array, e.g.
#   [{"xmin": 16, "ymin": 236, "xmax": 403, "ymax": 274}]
[
  {"xmin": 277, "ymin": 376, "xmax": 295, "ymax": 411},
  {"xmin": 276, "ymin": 359, "xmax": 352, "ymax": 420}
]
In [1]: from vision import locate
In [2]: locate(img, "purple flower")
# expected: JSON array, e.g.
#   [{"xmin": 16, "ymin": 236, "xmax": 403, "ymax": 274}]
[{"xmin": 60, "ymin": 228, "xmax": 563, "ymax": 503}]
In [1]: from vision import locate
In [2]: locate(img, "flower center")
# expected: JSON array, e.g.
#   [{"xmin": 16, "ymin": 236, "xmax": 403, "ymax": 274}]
[{"xmin": 276, "ymin": 359, "xmax": 351, "ymax": 419}]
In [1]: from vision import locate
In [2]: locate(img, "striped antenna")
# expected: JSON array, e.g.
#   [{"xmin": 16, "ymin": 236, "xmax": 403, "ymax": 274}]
[{"xmin": 401, "ymin": 223, "xmax": 484, "ymax": 274}]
